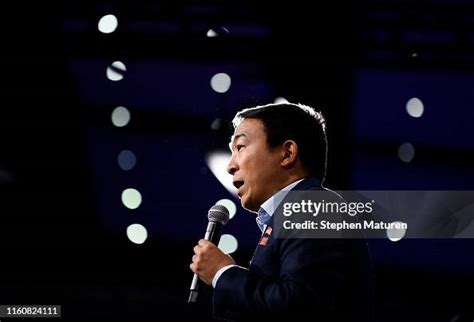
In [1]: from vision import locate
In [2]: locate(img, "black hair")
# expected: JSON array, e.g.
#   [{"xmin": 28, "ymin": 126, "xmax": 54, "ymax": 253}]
[{"xmin": 232, "ymin": 102, "xmax": 327, "ymax": 181}]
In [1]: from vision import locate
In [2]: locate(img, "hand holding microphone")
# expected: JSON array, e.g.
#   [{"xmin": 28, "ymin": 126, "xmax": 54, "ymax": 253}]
[{"xmin": 188, "ymin": 204, "xmax": 233, "ymax": 303}]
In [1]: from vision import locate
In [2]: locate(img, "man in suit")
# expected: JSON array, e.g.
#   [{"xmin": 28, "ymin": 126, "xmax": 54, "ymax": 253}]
[{"xmin": 190, "ymin": 102, "xmax": 373, "ymax": 321}]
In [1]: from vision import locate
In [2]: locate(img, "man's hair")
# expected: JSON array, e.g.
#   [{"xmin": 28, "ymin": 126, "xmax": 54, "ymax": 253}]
[{"xmin": 232, "ymin": 102, "xmax": 327, "ymax": 180}]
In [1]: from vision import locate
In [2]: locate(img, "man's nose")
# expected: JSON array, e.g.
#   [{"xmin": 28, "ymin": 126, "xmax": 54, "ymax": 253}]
[{"xmin": 227, "ymin": 155, "xmax": 238, "ymax": 175}]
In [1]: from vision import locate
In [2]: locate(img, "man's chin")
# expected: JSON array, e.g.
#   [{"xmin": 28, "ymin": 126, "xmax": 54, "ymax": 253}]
[{"xmin": 240, "ymin": 199, "xmax": 259, "ymax": 213}]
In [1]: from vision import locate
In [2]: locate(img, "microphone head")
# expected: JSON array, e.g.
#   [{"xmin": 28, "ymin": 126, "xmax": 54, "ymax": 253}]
[{"xmin": 208, "ymin": 204, "xmax": 230, "ymax": 225}]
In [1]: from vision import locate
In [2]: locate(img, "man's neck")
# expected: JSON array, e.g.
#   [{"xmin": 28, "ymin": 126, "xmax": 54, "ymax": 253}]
[
  {"xmin": 275, "ymin": 174, "xmax": 306, "ymax": 194},
  {"xmin": 259, "ymin": 177, "xmax": 306, "ymax": 217}
]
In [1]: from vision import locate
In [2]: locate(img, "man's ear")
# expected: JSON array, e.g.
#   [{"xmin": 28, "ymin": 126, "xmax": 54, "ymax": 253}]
[{"xmin": 281, "ymin": 140, "xmax": 298, "ymax": 168}]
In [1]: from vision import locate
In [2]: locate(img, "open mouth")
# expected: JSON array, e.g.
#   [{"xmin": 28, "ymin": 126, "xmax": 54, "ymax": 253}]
[
  {"xmin": 233, "ymin": 180, "xmax": 244, "ymax": 189},
  {"xmin": 233, "ymin": 180, "xmax": 244, "ymax": 194}
]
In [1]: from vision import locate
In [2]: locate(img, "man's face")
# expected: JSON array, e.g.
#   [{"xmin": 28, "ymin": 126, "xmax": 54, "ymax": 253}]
[{"xmin": 227, "ymin": 118, "xmax": 283, "ymax": 212}]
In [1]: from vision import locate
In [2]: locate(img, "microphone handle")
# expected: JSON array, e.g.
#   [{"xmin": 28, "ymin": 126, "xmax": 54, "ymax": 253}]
[
  {"xmin": 188, "ymin": 221, "xmax": 223, "ymax": 303},
  {"xmin": 205, "ymin": 221, "xmax": 223, "ymax": 244}
]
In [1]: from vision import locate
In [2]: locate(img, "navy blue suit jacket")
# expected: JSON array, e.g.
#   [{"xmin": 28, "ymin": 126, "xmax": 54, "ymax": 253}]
[{"xmin": 213, "ymin": 177, "xmax": 374, "ymax": 321}]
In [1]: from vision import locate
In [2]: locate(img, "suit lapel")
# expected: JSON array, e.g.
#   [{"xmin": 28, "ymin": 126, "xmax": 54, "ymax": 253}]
[
  {"xmin": 249, "ymin": 177, "xmax": 322, "ymax": 265},
  {"xmin": 250, "ymin": 223, "xmax": 274, "ymax": 265}
]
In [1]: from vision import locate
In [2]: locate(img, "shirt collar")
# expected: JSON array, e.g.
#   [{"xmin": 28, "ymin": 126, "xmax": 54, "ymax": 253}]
[{"xmin": 257, "ymin": 178, "xmax": 305, "ymax": 230}]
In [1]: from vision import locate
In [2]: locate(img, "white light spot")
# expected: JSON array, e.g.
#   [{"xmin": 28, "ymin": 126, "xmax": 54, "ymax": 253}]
[
  {"xmin": 218, "ymin": 234, "xmax": 238, "ymax": 254},
  {"xmin": 206, "ymin": 29, "xmax": 218, "ymax": 37},
  {"xmin": 107, "ymin": 61, "xmax": 126, "ymax": 81},
  {"xmin": 398, "ymin": 143, "xmax": 415, "ymax": 163},
  {"xmin": 412, "ymin": 52, "xmax": 418, "ymax": 58},
  {"xmin": 126, "ymin": 223, "xmax": 148, "ymax": 244},
  {"xmin": 118, "ymin": 150, "xmax": 137, "ymax": 170},
  {"xmin": 406, "ymin": 97, "xmax": 424, "ymax": 118},
  {"xmin": 206, "ymin": 27, "xmax": 229, "ymax": 37},
  {"xmin": 98, "ymin": 14, "xmax": 118, "ymax": 34},
  {"xmin": 386, "ymin": 221, "xmax": 407, "ymax": 242},
  {"xmin": 211, "ymin": 118, "xmax": 222, "ymax": 130},
  {"xmin": 111, "ymin": 106, "xmax": 131, "ymax": 127},
  {"xmin": 210, "ymin": 73, "xmax": 231, "ymax": 93},
  {"xmin": 206, "ymin": 152, "xmax": 236, "ymax": 196},
  {"xmin": 121, "ymin": 188, "xmax": 142, "ymax": 209},
  {"xmin": 216, "ymin": 199, "xmax": 237, "ymax": 219},
  {"xmin": 274, "ymin": 97, "xmax": 289, "ymax": 104}
]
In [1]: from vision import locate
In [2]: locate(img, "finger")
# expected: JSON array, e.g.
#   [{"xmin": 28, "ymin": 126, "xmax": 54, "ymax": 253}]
[
  {"xmin": 192, "ymin": 254, "xmax": 197, "ymax": 262},
  {"xmin": 193, "ymin": 245, "xmax": 201, "ymax": 254},
  {"xmin": 189, "ymin": 263, "xmax": 195, "ymax": 272},
  {"xmin": 198, "ymin": 239, "xmax": 211, "ymax": 247}
]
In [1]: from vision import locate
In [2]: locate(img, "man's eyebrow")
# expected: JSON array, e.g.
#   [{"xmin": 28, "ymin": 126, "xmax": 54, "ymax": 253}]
[
  {"xmin": 228, "ymin": 133, "xmax": 247, "ymax": 151},
  {"xmin": 232, "ymin": 133, "xmax": 247, "ymax": 141}
]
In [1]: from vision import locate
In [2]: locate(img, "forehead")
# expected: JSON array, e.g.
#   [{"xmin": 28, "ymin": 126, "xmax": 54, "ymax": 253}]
[{"xmin": 232, "ymin": 118, "xmax": 264, "ymax": 139}]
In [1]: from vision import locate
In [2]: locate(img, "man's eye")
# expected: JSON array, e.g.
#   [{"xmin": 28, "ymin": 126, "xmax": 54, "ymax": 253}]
[{"xmin": 236, "ymin": 145, "xmax": 245, "ymax": 151}]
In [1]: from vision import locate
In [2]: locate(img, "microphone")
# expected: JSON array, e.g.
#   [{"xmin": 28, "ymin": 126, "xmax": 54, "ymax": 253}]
[{"xmin": 188, "ymin": 204, "xmax": 230, "ymax": 304}]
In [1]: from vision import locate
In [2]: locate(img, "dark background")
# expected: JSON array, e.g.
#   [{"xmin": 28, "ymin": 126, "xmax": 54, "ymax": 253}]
[{"xmin": 0, "ymin": 1, "xmax": 473, "ymax": 321}]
